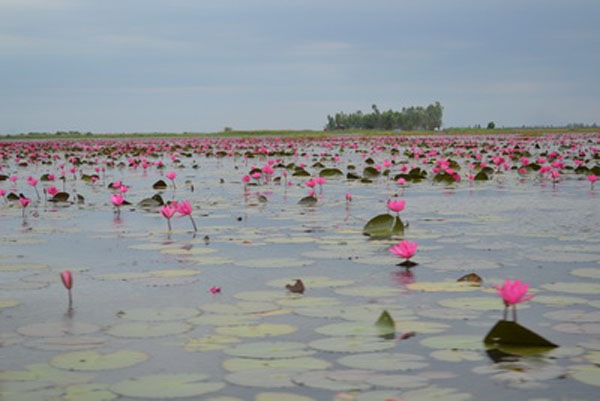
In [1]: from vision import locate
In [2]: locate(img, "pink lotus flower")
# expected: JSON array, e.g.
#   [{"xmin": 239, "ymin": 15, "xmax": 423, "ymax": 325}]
[
  {"xmin": 495, "ymin": 278, "xmax": 535, "ymax": 321},
  {"xmin": 176, "ymin": 200, "xmax": 198, "ymax": 232},
  {"xmin": 19, "ymin": 195, "xmax": 31, "ymax": 218},
  {"xmin": 110, "ymin": 194, "xmax": 125, "ymax": 216},
  {"xmin": 60, "ymin": 269, "xmax": 73, "ymax": 308},
  {"xmin": 387, "ymin": 199, "xmax": 405, "ymax": 213},
  {"xmin": 588, "ymin": 174, "xmax": 598, "ymax": 189},
  {"xmin": 47, "ymin": 186, "xmax": 59, "ymax": 196},
  {"xmin": 60, "ymin": 269, "xmax": 73, "ymax": 290},
  {"xmin": 390, "ymin": 240, "xmax": 418, "ymax": 261},
  {"xmin": 208, "ymin": 286, "xmax": 221, "ymax": 294},
  {"xmin": 166, "ymin": 171, "xmax": 177, "ymax": 189},
  {"xmin": 160, "ymin": 204, "xmax": 177, "ymax": 231}
]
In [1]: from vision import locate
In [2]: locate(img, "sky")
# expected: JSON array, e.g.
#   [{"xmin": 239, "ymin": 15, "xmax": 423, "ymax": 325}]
[{"xmin": 1, "ymin": 0, "xmax": 599, "ymax": 134}]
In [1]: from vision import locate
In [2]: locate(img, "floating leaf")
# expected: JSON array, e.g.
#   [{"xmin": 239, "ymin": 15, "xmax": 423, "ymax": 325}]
[
  {"xmin": 319, "ymin": 168, "xmax": 344, "ymax": 177},
  {"xmin": 267, "ymin": 276, "xmax": 354, "ymax": 289},
  {"xmin": 337, "ymin": 352, "xmax": 428, "ymax": 371},
  {"xmin": 224, "ymin": 341, "xmax": 315, "ymax": 359},
  {"xmin": 0, "ymin": 299, "xmax": 19, "ymax": 309},
  {"xmin": 430, "ymin": 349, "xmax": 484, "ymax": 362},
  {"xmin": 420, "ymin": 335, "xmax": 484, "ymax": 350},
  {"xmin": 570, "ymin": 365, "xmax": 600, "ymax": 387},
  {"xmin": 152, "ymin": 179, "xmax": 168, "ymax": 190},
  {"xmin": 49, "ymin": 192, "xmax": 70, "ymax": 202},
  {"xmin": 309, "ymin": 337, "xmax": 395, "ymax": 353},
  {"xmin": 117, "ymin": 307, "xmax": 200, "ymax": 321},
  {"xmin": 366, "ymin": 373, "xmax": 429, "ymax": 389},
  {"xmin": 362, "ymin": 214, "xmax": 403, "ymax": 237},
  {"xmin": 223, "ymin": 356, "xmax": 331, "ymax": 372},
  {"xmin": 215, "ymin": 323, "xmax": 297, "ymax": 338},
  {"xmin": 226, "ymin": 369, "xmax": 297, "ymax": 388},
  {"xmin": 292, "ymin": 369, "xmax": 373, "ymax": 391},
  {"xmin": 571, "ymin": 267, "xmax": 600, "ymax": 279},
  {"xmin": 375, "ymin": 310, "xmax": 395, "ymax": 338},
  {"xmin": 407, "ymin": 281, "xmax": 481, "ymax": 292},
  {"xmin": 17, "ymin": 322, "xmax": 99, "ymax": 337},
  {"xmin": 50, "ymin": 350, "xmax": 149, "ymax": 371},
  {"xmin": 184, "ymin": 335, "xmax": 240, "ymax": 352},
  {"xmin": 187, "ymin": 314, "xmax": 260, "ymax": 327},
  {"xmin": 26, "ymin": 336, "xmax": 105, "ymax": 351},
  {"xmin": 484, "ymin": 320, "xmax": 557, "ymax": 347},
  {"xmin": 107, "ymin": 321, "xmax": 192, "ymax": 338},
  {"xmin": 541, "ymin": 282, "xmax": 600, "ymax": 294},
  {"xmin": 64, "ymin": 383, "xmax": 118, "ymax": 401},
  {"xmin": 111, "ymin": 374, "xmax": 225, "ymax": 399},
  {"xmin": 255, "ymin": 392, "xmax": 317, "ymax": 401}
]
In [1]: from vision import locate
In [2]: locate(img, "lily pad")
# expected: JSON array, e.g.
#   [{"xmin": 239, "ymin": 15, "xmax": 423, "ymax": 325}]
[
  {"xmin": 570, "ymin": 365, "xmax": 600, "ymax": 387},
  {"xmin": 184, "ymin": 335, "xmax": 241, "ymax": 352},
  {"xmin": 309, "ymin": 337, "xmax": 396, "ymax": 353},
  {"xmin": 223, "ymin": 356, "xmax": 331, "ymax": 372},
  {"xmin": 407, "ymin": 281, "xmax": 481, "ymax": 292},
  {"xmin": 266, "ymin": 276, "xmax": 354, "ymax": 289},
  {"xmin": 292, "ymin": 369, "xmax": 373, "ymax": 391},
  {"xmin": 216, "ymin": 323, "xmax": 297, "ymax": 338},
  {"xmin": 64, "ymin": 383, "xmax": 118, "ymax": 401},
  {"xmin": 0, "ymin": 299, "xmax": 19, "ymax": 309},
  {"xmin": 234, "ymin": 257, "xmax": 314, "ymax": 269},
  {"xmin": 199, "ymin": 301, "xmax": 281, "ymax": 315},
  {"xmin": 107, "ymin": 321, "xmax": 192, "ymax": 338},
  {"xmin": 541, "ymin": 282, "xmax": 600, "ymax": 294},
  {"xmin": 111, "ymin": 374, "xmax": 225, "ymax": 398},
  {"xmin": 225, "ymin": 369, "xmax": 297, "ymax": 388},
  {"xmin": 224, "ymin": 341, "xmax": 315, "ymax": 359},
  {"xmin": 337, "ymin": 352, "xmax": 428, "ymax": 371},
  {"xmin": 256, "ymin": 393, "xmax": 317, "ymax": 401},
  {"xmin": 117, "ymin": 307, "xmax": 200, "ymax": 321},
  {"xmin": 26, "ymin": 336, "xmax": 105, "ymax": 351},
  {"xmin": 17, "ymin": 322, "xmax": 100, "ymax": 337},
  {"xmin": 50, "ymin": 350, "xmax": 149, "ymax": 371},
  {"xmin": 571, "ymin": 267, "xmax": 600, "ymax": 279},
  {"xmin": 420, "ymin": 335, "xmax": 484, "ymax": 350},
  {"xmin": 362, "ymin": 214, "xmax": 404, "ymax": 237},
  {"xmin": 484, "ymin": 320, "xmax": 557, "ymax": 347}
]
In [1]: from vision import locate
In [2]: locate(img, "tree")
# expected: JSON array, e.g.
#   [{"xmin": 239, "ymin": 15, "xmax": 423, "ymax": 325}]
[{"xmin": 487, "ymin": 121, "xmax": 496, "ymax": 129}]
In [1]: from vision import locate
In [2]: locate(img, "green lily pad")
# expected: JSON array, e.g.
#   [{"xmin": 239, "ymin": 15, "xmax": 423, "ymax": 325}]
[
  {"xmin": 420, "ymin": 335, "xmax": 484, "ymax": 350},
  {"xmin": 234, "ymin": 257, "xmax": 314, "ymax": 268},
  {"xmin": 484, "ymin": 320, "xmax": 558, "ymax": 347},
  {"xmin": 552, "ymin": 323, "xmax": 600, "ymax": 334},
  {"xmin": 407, "ymin": 281, "xmax": 481, "ymax": 292},
  {"xmin": 64, "ymin": 382, "xmax": 118, "ymax": 401},
  {"xmin": 430, "ymin": 349, "xmax": 484, "ymax": 362},
  {"xmin": 26, "ymin": 336, "xmax": 105, "ymax": 351},
  {"xmin": 532, "ymin": 295, "xmax": 589, "ymax": 307},
  {"xmin": 399, "ymin": 385, "xmax": 473, "ymax": 401},
  {"xmin": 224, "ymin": 341, "xmax": 315, "ymax": 359},
  {"xmin": 223, "ymin": 356, "xmax": 331, "ymax": 372},
  {"xmin": 184, "ymin": 335, "xmax": 241, "ymax": 352},
  {"xmin": 438, "ymin": 296, "xmax": 508, "ymax": 311},
  {"xmin": 366, "ymin": 373, "xmax": 429, "ymax": 389},
  {"xmin": 571, "ymin": 267, "xmax": 600, "ymax": 279},
  {"xmin": 0, "ymin": 299, "xmax": 19, "ymax": 309},
  {"xmin": 362, "ymin": 214, "xmax": 404, "ymax": 237},
  {"xmin": 188, "ymin": 313, "xmax": 260, "ymax": 327},
  {"xmin": 337, "ymin": 352, "xmax": 428, "ymax": 371},
  {"xmin": 292, "ymin": 369, "xmax": 373, "ymax": 391},
  {"xmin": 17, "ymin": 322, "xmax": 100, "ymax": 337},
  {"xmin": 216, "ymin": 323, "xmax": 297, "ymax": 338},
  {"xmin": 117, "ymin": 307, "xmax": 200, "ymax": 321},
  {"xmin": 266, "ymin": 276, "xmax": 354, "ymax": 289},
  {"xmin": 111, "ymin": 374, "xmax": 225, "ymax": 398},
  {"xmin": 256, "ymin": 392, "xmax": 317, "ymax": 401},
  {"xmin": 225, "ymin": 369, "xmax": 297, "ymax": 388},
  {"xmin": 0, "ymin": 362, "xmax": 94, "ymax": 384},
  {"xmin": 199, "ymin": 301, "xmax": 281, "ymax": 315},
  {"xmin": 334, "ymin": 286, "xmax": 403, "ymax": 297},
  {"xmin": 0, "ymin": 263, "xmax": 48, "ymax": 272},
  {"xmin": 541, "ymin": 282, "xmax": 600, "ymax": 294},
  {"xmin": 544, "ymin": 309, "xmax": 600, "ymax": 322},
  {"xmin": 570, "ymin": 365, "xmax": 600, "ymax": 387},
  {"xmin": 276, "ymin": 296, "xmax": 341, "ymax": 308},
  {"xmin": 309, "ymin": 337, "xmax": 396, "ymax": 353},
  {"xmin": 107, "ymin": 321, "xmax": 192, "ymax": 338},
  {"xmin": 315, "ymin": 322, "xmax": 395, "ymax": 337},
  {"xmin": 50, "ymin": 350, "xmax": 149, "ymax": 371}
]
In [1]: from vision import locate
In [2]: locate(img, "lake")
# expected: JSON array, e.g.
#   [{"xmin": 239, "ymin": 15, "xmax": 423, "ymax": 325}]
[{"xmin": 1, "ymin": 133, "xmax": 599, "ymax": 401}]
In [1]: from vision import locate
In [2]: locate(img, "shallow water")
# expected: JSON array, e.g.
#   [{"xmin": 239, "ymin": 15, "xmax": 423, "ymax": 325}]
[{"xmin": 1, "ymin": 134, "xmax": 599, "ymax": 401}]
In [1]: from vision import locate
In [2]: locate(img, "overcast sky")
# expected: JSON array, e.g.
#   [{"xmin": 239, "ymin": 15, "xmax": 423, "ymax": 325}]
[{"xmin": 1, "ymin": 0, "xmax": 598, "ymax": 134}]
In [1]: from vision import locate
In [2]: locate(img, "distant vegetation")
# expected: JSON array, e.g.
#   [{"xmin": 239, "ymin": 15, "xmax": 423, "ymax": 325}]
[{"xmin": 325, "ymin": 102, "xmax": 443, "ymax": 131}]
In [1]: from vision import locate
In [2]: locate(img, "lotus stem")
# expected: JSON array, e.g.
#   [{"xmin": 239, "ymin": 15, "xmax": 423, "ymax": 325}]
[{"xmin": 189, "ymin": 215, "xmax": 197, "ymax": 232}]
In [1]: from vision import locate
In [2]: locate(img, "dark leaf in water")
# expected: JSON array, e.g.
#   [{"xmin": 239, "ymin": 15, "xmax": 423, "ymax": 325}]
[
  {"xmin": 457, "ymin": 273, "xmax": 483, "ymax": 285},
  {"xmin": 285, "ymin": 279, "xmax": 305, "ymax": 294},
  {"xmin": 484, "ymin": 320, "xmax": 558, "ymax": 347},
  {"xmin": 49, "ymin": 192, "xmax": 70, "ymax": 202},
  {"xmin": 152, "ymin": 180, "xmax": 168, "ymax": 190}
]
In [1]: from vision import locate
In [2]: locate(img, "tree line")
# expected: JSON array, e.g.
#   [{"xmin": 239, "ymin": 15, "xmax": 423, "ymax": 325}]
[{"xmin": 325, "ymin": 102, "xmax": 443, "ymax": 131}]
